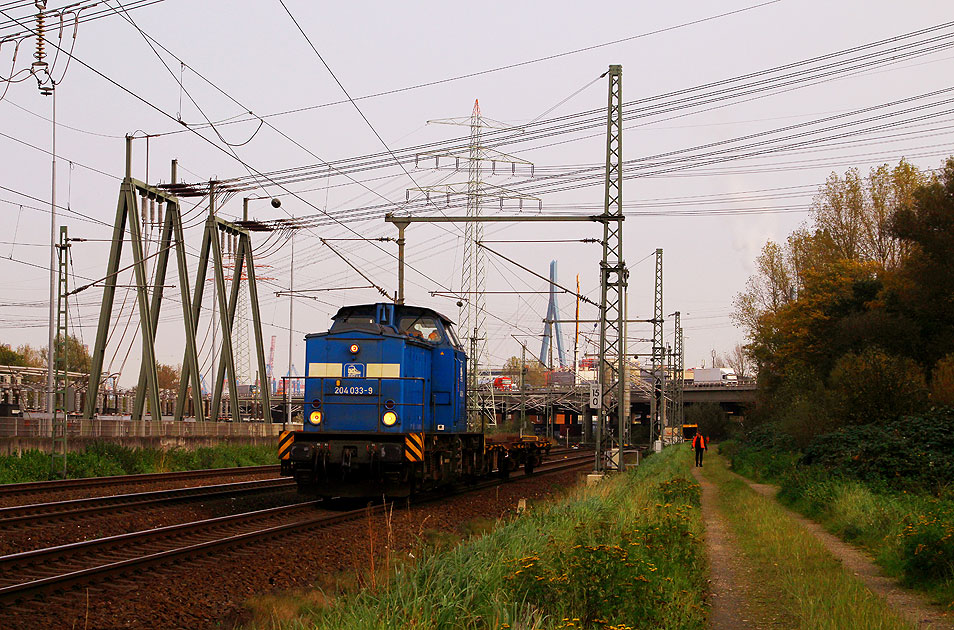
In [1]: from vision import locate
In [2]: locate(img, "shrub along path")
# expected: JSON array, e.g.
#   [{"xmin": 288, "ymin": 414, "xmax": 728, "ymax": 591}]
[
  {"xmin": 698, "ymin": 451, "xmax": 928, "ymax": 630},
  {"xmin": 741, "ymin": 476, "xmax": 954, "ymax": 630}
]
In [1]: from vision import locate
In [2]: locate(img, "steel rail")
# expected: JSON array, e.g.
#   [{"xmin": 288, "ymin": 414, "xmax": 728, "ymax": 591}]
[
  {"xmin": 0, "ymin": 477, "xmax": 295, "ymax": 527},
  {"xmin": 0, "ymin": 464, "xmax": 280, "ymax": 497},
  {"xmin": 0, "ymin": 452, "xmax": 594, "ymax": 605}
]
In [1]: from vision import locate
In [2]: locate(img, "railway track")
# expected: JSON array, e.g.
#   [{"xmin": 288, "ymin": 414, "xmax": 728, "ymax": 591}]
[
  {"xmin": 0, "ymin": 465, "xmax": 280, "ymax": 499},
  {"xmin": 0, "ymin": 451, "xmax": 593, "ymax": 606},
  {"xmin": 0, "ymin": 477, "xmax": 295, "ymax": 528}
]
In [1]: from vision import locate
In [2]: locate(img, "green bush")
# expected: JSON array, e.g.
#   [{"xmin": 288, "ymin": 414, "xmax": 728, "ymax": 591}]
[
  {"xmin": 0, "ymin": 450, "xmax": 53, "ymax": 484},
  {"xmin": 801, "ymin": 408, "xmax": 954, "ymax": 494},
  {"xmin": 0, "ymin": 442, "xmax": 277, "ymax": 484}
]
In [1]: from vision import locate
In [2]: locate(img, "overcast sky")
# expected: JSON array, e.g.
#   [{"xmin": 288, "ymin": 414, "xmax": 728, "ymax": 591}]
[{"xmin": 1, "ymin": 0, "xmax": 952, "ymax": 387}]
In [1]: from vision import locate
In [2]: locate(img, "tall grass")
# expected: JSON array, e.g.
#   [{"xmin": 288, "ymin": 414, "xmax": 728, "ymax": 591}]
[
  {"xmin": 704, "ymin": 451, "xmax": 916, "ymax": 630},
  {"xmin": 0, "ymin": 442, "xmax": 276, "ymax": 483},
  {"xmin": 259, "ymin": 446, "xmax": 706, "ymax": 630}
]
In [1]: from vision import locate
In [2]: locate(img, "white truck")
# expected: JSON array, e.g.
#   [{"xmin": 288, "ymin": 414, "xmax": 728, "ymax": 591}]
[{"xmin": 692, "ymin": 367, "xmax": 738, "ymax": 385}]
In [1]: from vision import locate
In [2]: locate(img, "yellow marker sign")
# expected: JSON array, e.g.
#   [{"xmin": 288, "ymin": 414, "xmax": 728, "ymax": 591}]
[{"xmin": 278, "ymin": 430, "xmax": 294, "ymax": 460}]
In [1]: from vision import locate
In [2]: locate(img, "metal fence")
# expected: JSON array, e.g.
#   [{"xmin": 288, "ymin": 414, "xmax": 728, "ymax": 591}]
[{"xmin": 0, "ymin": 416, "xmax": 301, "ymax": 439}]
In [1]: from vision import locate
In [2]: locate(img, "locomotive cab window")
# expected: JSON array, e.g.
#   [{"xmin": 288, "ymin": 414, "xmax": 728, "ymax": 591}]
[
  {"xmin": 330, "ymin": 310, "xmax": 376, "ymax": 332},
  {"xmin": 399, "ymin": 315, "xmax": 443, "ymax": 343},
  {"xmin": 444, "ymin": 322, "xmax": 463, "ymax": 350}
]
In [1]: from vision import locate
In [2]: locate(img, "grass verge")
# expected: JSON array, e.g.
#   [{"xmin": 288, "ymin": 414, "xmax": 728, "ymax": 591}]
[
  {"xmin": 724, "ymin": 441, "xmax": 954, "ymax": 608},
  {"xmin": 0, "ymin": 442, "xmax": 277, "ymax": 483},
  {"xmin": 248, "ymin": 445, "xmax": 706, "ymax": 630},
  {"xmin": 704, "ymin": 450, "xmax": 916, "ymax": 630}
]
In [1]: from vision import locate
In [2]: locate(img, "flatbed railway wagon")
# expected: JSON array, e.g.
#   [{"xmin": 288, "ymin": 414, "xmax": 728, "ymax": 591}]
[{"xmin": 279, "ymin": 303, "xmax": 548, "ymax": 497}]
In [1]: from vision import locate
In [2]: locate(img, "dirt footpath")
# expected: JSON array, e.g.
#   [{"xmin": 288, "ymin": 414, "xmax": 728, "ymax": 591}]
[
  {"xmin": 741, "ymin": 478, "xmax": 954, "ymax": 630},
  {"xmin": 693, "ymin": 455, "xmax": 954, "ymax": 630},
  {"xmin": 691, "ymin": 466, "xmax": 774, "ymax": 630}
]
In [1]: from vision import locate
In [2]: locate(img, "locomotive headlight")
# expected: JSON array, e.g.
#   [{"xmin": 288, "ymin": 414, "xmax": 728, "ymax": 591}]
[
  {"xmin": 308, "ymin": 410, "xmax": 323, "ymax": 425},
  {"xmin": 381, "ymin": 411, "xmax": 398, "ymax": 427}
]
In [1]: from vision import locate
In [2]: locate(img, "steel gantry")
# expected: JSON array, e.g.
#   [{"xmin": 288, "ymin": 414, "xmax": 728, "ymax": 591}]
[{"xmin": 595, "ymin": 64, "xmax": 628, "ymax": 473}]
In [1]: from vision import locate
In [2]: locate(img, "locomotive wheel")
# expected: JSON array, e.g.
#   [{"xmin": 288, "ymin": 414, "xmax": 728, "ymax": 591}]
[{"xmin": 524, "ymin": 458, "xmax": 535, "ymax": 475}]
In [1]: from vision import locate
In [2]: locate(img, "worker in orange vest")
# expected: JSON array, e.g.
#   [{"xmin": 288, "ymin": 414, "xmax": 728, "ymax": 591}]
[{"xmin": 692, "ymin": 432, "xmax": 707, "ymax": 467}]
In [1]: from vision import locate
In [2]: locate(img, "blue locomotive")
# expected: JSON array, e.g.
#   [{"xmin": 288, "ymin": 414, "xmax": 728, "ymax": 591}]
[{"xmin": 279, "ymin": 302, "xmax": 548, "ymax": 497}]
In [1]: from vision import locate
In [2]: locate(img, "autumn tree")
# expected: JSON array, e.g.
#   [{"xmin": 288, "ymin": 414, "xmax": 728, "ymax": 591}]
[
  {"xmin": 40, "ymin": 335, "xmax": 90, "ymax": 373},
  {"xmin": 732, "ymin": 240, "xmax": 794, "ymax": 342},
  {"xmin": 0, "ymin": 344, "xmax": 27, "ymax": 366},
  {"xmin": 16, "ymin": 345, "xmax": 44, "ymax": 368},
  {"xmin": 157, "ymin": 363, "xmax": 181, "ymax": 391},
  {"xmin": 722, "ymin": 343, "xmax": 754, "ymax": 379},
  {"xmin": 888, "ymin": 156, "xmax": 954, "ymax": 369},
  {"xmin": 812, "ymin": 168, "xmax": 867, "ymax": 261},
  {"xmin": 501, "ymin": 356, "xmax": 546, "ymax": 387}
]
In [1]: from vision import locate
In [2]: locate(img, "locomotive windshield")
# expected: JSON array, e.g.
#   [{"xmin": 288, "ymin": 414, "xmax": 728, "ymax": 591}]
[
  {"xmin": 329, "ymin": 308, "xmax": 376, "ymax": 332},
  {"xmin": 398, "ymin": 314, "xmax": 442, "ymax": 343}
]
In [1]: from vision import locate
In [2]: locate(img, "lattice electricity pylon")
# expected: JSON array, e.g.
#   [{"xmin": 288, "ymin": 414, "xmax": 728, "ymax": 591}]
[
  {"xmin": 650, "ymin": 248, "xmax": 664, "ymax": 444},
  {"xmin": 595, "ymin": 64, "xmax": 628, "ymax": 473},
  {"xmin": 51, "ymin": 225, "xmax": 69, "ymax": 479},
  {"xmin": 665, "ymin": 343, "xmax": 674, "ymax": 441},
  {"xmin": 674, "ymin": 311, "xmax": 685, "ymax": 437},
  {"xmin": 414, "ymin": 100, "xmax": 537, "ymax": 428}
]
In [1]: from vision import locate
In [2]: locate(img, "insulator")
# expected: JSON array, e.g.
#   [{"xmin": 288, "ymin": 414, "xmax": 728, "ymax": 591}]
[
  {"xmin": 455, "ymin": 157, "xmax": 460, "ymax": 170},
  {"xmin": 232, "ymin": 234, "xmax": 237, "ymax": 255},
  {"xmin": 426, "ymin": 192, "xmax": 430, "ymax": 202},
  {"xmin": 538, "ymin": 200, "xmax": 543, "ymax": 212},
  {"xmin": 414, "ymin": 154, "xmax": 419, "ymax": 168},
  {"xmin": 531, "ymin": 164, "xmax": 535, "ymax": 177},
  {"xmin": 149, "ymin": 198, "xmax": 155, "ymax": 225},
  {"xmin": 519, "ymin": 198, "xmax": 523, "ymax": 211},
  {"xmin": 221, "ymin": 230, "xmax": 226, "ymax": 254},
  {"xmin": 491, "ymin": 161, "xmax": 496, "ymax": 175},
  {"xmin": 446, "ymin": 192, "xmax": 451, "ymax": 206},
  {"xmin": 33, "ymin": 9, "xmax": 46, "ymax": 65},
  {"xmin": 512, "ymin": 163, "xmax": 516, "ymax": 175},
  {"xmin": 406, "ymin": 190, "xmax": 409, "ymax": 201},
  {"xmin": 141, "ymin": 195, "xmax": 148, "ymax": 232},
  {"xmin": 157, "ymin": 200, "xmax": 164, "ymax": 228},
  {"xmin": 499, "ymin": 198, "xmax": 503, "ymax": 211},
  {"xmin": 435, "ymin": 156, "xmax": 439, "ymax": 168}
]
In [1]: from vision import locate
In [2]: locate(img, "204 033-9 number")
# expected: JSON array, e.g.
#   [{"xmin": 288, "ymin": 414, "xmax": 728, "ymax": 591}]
[{"xmin": 334, "ymin": 386, "xmax": 373, "ymax": 395}]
